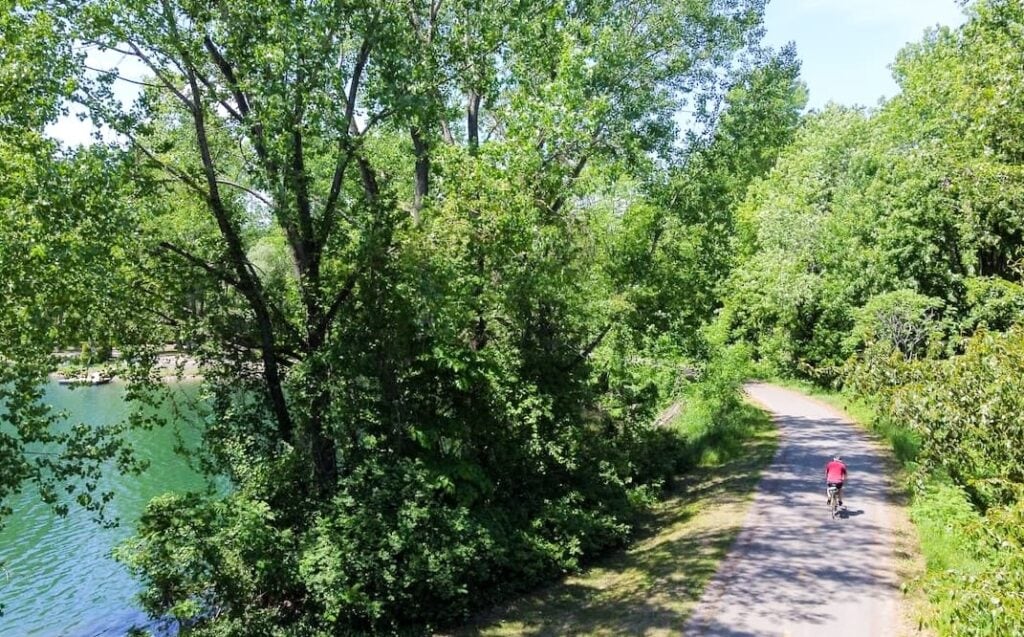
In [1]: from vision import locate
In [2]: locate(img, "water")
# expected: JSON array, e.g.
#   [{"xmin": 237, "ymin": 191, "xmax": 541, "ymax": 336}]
[{"xmin": 0, "ymin": 383, "xmax": 207, "ymax": 637}]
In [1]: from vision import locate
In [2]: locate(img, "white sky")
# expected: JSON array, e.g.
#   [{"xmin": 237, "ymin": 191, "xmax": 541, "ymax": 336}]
[{"xmin": 45, "ymin": 49, "xmax": 147, "ymax": 146}]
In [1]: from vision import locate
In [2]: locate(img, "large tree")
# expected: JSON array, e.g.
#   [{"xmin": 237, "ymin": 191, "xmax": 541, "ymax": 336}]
[
  {"xmin": 54, "ymin": 0, "xmax": 765, "ymax": 491},
  {"xmin": 5, "ymin": 0, "xmax": 768, "ymax": 631}
]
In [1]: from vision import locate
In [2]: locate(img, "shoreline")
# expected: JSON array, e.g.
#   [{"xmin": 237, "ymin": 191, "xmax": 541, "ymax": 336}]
[{"xmin": 51, "ymin": 352, "xmax": 204, "ymax": 384}]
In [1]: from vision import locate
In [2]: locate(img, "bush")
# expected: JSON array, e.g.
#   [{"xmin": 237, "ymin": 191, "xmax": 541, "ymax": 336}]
[
  {"xmin": 850, "ymin": 324, "xmax": 1024, "ymax": 635},
  {"xmin": 914, "ymin": 485, "xmax": 1024, "ymax": 637},
  {"xmin": 299, "ymin": 460, "xmax": 492, "ymax": 630},
  {"xmin": 115, "ymin": 493, "xmax": 298, "ymax": 635},
  {"xmin": 121, "ymin": 428, "xmax": 683, "ymax": 634},
  {"xmin": 885, "ymin": 327, "xmax": 1024, "ymax": 508},
  {"xmin": 848, "ymin": 289, "xmax": 946, "ymax": 359}
]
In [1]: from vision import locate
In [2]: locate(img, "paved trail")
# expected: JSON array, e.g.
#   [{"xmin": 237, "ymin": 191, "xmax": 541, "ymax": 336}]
[{"xmin": 685, "ymin": 383, "xmax": 904, "ymax": 636}]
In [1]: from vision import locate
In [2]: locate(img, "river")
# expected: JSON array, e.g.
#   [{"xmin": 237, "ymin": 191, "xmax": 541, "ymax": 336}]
[{"xmin": 0, "ymin": 382, "xmax": 207, "ymax": 637}]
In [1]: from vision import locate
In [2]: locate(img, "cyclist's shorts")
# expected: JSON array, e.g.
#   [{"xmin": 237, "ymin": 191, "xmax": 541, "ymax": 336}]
[{"xmin": 827, "ymin": 481, "xmax": 844, "ymax": 489}]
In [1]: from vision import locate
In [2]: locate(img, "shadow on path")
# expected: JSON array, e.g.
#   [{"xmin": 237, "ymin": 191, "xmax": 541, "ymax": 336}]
[
  {"xmin": 685, "ymin": 383, "xmax": 902, "ymax": 637},
  {"xmin": 453, "ymin": 431, "xmax": 778, "ymax": 637}
]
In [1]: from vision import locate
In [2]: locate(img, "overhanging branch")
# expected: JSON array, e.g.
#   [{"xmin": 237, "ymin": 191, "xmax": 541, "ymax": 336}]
[{"xmin": 157, "ymin": 241, "xmax": 240, "ymax": 287}]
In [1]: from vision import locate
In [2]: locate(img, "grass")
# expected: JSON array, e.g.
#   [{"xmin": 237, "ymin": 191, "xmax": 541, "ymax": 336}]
[
  {"xmin": 768, "ymin": 377, "xmax": 920, "ymax": 464},
  {"xmin": 449, "ymin": 401, "xmax": 777, "ymax": 637},
  {"xmin": 767, "ymin": 376, "xmax": 1006, "ymax": 636},
  {"xmin": 904, "ymin": 476, "xmax": 1004, "ymax": 636}
]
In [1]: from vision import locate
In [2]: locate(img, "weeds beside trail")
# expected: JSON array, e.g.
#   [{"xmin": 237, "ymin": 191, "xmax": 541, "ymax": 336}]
[
  {"xmin": 767, "ymin": 379, "xmax": 930, "ymax": 635},
  {"xmin": 773, "ymin": 377, "xmax": 1024, "ymax": 637},
  {"xmin": 452, "ymin": 401, "xmax": 777, "ymax": 637}
]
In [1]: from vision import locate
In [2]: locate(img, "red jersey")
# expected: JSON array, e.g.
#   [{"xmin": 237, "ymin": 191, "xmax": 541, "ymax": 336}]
[{"xmin": 826, "ymin": 460, "xmax": 847, "ymax": 483}]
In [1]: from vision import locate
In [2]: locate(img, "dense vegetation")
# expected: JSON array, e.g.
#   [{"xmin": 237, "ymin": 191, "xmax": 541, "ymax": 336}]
[
  {"xmin": 716, "ymin": 2, "xmax": 1024, "ymax": 634},
  {"xmin": 4, "ymin": 0, "xmax": 1024, "ymax": 634},
  {"xmin": 0, "ymin": 0, "xmax": 804, "ymax": 633}
]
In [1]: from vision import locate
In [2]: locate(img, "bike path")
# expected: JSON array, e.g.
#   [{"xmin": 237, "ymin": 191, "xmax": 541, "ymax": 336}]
[{"xmin": 684, "ymin": 383, "xmax": 905, "ymax": 636}]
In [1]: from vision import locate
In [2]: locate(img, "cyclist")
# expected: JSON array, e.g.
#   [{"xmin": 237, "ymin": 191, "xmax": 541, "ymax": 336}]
[{"xmin": 825, "ymin": 454, "xmax": 847, "ymax": 507}]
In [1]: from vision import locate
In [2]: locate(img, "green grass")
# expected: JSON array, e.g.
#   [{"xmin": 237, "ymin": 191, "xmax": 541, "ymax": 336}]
[
  {"xmin": 768, "ymin": 377, "xmax": 920, "ymax": 464},
  {"xmin": 450, "ymin": 401, "xmax": 777, "ymax": 637},
  {"xmin": 767, "ymin": 376, "xmax": 1006, "ymax": 636},
  {"xmin": 910, "ymin": 478, "xmax": 987, "ymax": 575},
  {"xmin": 906, "ymin": 478, "xmax": 1007, "ymax": 636}
]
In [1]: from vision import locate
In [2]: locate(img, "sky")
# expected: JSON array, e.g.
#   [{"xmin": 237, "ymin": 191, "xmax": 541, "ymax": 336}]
[
  {"xmin": 47, "ymin": 50, "xmax": 148, "ymax": 147},
  {"xmin": 763, "ymin": 0, "xmax": 967, "ymax": 109},
  {"xmin": 46, "ymin": 0, "xmax": 970, "ymax": 145}
]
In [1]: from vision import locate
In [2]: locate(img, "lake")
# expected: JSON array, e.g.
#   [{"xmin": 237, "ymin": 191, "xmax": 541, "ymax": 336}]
[{"xmin": 0, "ymin": 382, "xmax": 207, "ymax": 637}]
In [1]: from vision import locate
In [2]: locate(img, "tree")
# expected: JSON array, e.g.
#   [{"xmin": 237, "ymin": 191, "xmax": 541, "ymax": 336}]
[
  {"xmin": 720, "ymin": 0, "xmax": 1024, "ymax": 378},
  {"xmin": 49, "ymin": 0, "xmax": 764, "ymax": 492},
  {"xmin": 606, "ymin": 46, "xmax": 806, "ymax": 361},
  {"xmin": 2, "ymin": 0, "xmax": 772, "ymax": 631},
  {"xmin": 0, "ymin": 1, "xmax": 151, "ymax": 531}
]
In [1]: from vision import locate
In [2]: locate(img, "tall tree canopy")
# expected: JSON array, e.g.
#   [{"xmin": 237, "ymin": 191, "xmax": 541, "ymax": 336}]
[
  {"xmin": 715, "ymin": 3, "xmax": 1024, "ymax": 631},
  {"xmin": 721, "ymin": 0, "xmax": 1024, "ymax": 375},
  {"xmin": 2, "ymin": 0, "xmax": 770, "ymax": 632}
]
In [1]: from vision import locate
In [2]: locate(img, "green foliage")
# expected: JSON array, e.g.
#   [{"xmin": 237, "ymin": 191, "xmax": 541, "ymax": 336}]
[
  {"xmin": 633, "ymin": 48, "xmax": 807, "ymax": 351},
  {"xmin": 116, "ymin": 493, "xmax": 296, "ymax": 629},
  {"xmin": 962, "ymin": 276, "xmax": 1024, "ymax": 333},
  {"xmin": 722, "ymin": 105, "xmax": 888, "ymax": 374},
  {"xmin": 712, "ymin": 3, "xmax": 1024, "ymax": 633},
  {"xmin": 0, "ymin": 143, "xmax": 151, "ymax": 527},
  {"xmin": 912, "ymin": 481, "xmax": 1024, "ymax": 637},
  {"xmin": 841, "ymin": 318, "xmax": 1024, "ymax": 635},
  {"xmin": 669, "ymin": 335, "xmax": 757, "ymax": 466},
  {"xmin": 849, "ymin": 290, "xmax": 946, "ymax": 359},
  {"xmin": 883, "ymin": 328, "xmax": 1024, "ymax": 508},
  {"xmin": 0, "ymin": 0, "xmax": 784, "ymax": 632},
  {"xmin": 721, "ymin": 0, "xmax": 1024, "ymax": 378}
]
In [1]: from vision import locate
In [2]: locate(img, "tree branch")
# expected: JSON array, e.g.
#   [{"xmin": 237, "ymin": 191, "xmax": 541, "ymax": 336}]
[
  {"xmin": 203, "ymin": 36, "xmax": 252, "ymax": 120},
  {"xmin": 83, "ymin": 65, "xmax": 164, "ymax": 90},
  {"xmin": 216, "ymin": 179, "xmax": 273, "ymax": 207},
  {"xmin": 160, "ymin": 0, "xmax": 295, "ymax": 444},
  {"xmin": 203, "ymin": 34, "xmax": 278, "ymax": 181},
  {"xmin": 289, "ymin": 93, "xmax": 314, "ymax": 277},
  {"xmin": 439, "ymin": 117, "xmax": 455, "ymax": 145},
  {"xmin": 316, "ymin": 266, "xmax": 362, "ymax": 338},
  {"xmin": 193, "ymin": 70, "xmax": 245, "ymax": 122},
  {"xmin": 356, "ymin": 154, "xmax": 380, "ymax": 199},
  {"xmin": 411, "ymin": 126, "xmax": 429, "ymax": 222},
  {"xmin": 549, "ymin": 155, "xmax": 589, "ymax": 215},
  {"xmin": 125, "ymin": 130, "xmax": 209, "ymax": 201},
  {"xmin": 320, "ymin": 38, "xmax": 373, "ymax": 241},
  {"xmin": 467, "ymin": 91, "xmax": 481, "ymax": 154},
  {"xmin": 124, "ymin": 41, "xmax": 195, "ymax": 112},
  {"xmin": 559, "ymin": 323, "xmax": 612, "ymax": 371},
  {"xmin": 430, "ymin": 0, "xmax": 444, "ymax": 29},
  {"xmin": 345, "ymin": 38, "xmax": 371, "ymax": 129},
  {"xmin": 157, "ymin": 241, "xmax": 240, "ymax": 287}
]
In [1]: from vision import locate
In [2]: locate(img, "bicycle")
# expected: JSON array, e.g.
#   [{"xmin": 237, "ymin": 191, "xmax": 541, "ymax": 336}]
[{"xmin": 826, "ymin": 485, "xmax": 840, "ymax": 519}]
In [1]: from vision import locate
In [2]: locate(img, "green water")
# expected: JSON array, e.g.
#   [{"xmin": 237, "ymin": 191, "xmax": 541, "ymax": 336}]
[{"xmin": 0, "ymin": 383, "xmax": 207, "ymax": 637}]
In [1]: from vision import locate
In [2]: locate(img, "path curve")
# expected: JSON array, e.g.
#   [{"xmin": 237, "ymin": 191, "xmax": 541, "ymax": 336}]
[{"xmin": 685, "ymin": 383, "xmax": 905, "ymax": 636}]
